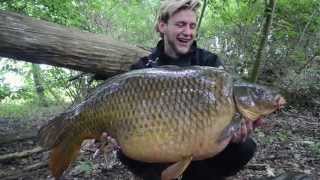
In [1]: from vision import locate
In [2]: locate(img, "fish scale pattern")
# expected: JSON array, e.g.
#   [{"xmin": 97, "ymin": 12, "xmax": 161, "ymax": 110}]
[
  {"xmin": 75, "ymin": 67, "xmax": 235, "ymax": 162},
  {"xmin": 38, "ymin": 66, "xmax": 285, "ymax": 179}
]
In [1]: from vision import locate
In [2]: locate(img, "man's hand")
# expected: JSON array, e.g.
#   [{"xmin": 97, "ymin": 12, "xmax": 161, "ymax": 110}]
[{"xmin": 231, "ymin": 118, "xmax": 264, "ymax": 143}]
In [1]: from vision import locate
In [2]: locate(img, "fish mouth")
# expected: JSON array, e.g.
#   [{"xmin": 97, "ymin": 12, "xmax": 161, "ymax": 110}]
[{"xmin": 238, "ymin": 107, "xmax": 260, "ymax": 122}]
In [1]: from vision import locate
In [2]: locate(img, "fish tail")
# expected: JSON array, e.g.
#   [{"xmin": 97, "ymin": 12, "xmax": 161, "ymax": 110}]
[
  {"xmin": 49, "ymin": 138, "xmax": 82, "ymax": 178},
  {"xmin": 38, "ymin": 112, "xmax": 101, "ymax": 179}
]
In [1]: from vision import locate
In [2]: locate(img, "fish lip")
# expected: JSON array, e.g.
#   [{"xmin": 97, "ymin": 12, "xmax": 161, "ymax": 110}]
[{"xmin": 242, "ymin": 112, "xmax": 260, "ymax": 122}]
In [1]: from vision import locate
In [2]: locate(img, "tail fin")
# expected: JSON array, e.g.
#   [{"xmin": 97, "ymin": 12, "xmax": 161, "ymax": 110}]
[
  {"xmin": 49, "ymin": 136, "xmax": 82, "ymax": 178},
  {"xmin": 38, "ymin": 111, "xmax": 100, "ymax": 179}
]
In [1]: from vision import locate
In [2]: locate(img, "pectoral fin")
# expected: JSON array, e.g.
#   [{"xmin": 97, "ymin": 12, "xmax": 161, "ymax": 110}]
[
  {"xmin": 218, "ymin": 117, "xmax": 242, "ymax": 143},
  {"xmin": 161, "ymin": 156, "xmax": 193, "ymax": 180}
]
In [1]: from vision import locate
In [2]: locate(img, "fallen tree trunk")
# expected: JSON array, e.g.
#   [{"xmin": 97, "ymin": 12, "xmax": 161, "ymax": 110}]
[{"xmin": 0, "ymin": 11, "xmax": 149, "ymax": 77}]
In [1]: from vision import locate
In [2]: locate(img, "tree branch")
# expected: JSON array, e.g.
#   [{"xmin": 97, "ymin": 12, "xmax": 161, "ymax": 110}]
[{"xmin": 0, "ymin": 147, "xmax": 45, "ymax": 162}]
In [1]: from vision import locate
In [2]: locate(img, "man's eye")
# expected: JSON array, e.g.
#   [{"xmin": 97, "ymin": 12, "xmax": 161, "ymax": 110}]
[
  {"xmin": 190, "ymin": 24, "xmax": 196, "ymax": 29},
  {"xmin": 176, "ymin": 22, "xmax": 185, "ymax": 27}
]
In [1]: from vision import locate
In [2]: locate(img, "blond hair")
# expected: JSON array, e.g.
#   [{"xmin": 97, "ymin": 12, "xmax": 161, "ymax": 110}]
[{"xmin": 155, "ymin": 0, "xmax": 201, "ymax": 35}]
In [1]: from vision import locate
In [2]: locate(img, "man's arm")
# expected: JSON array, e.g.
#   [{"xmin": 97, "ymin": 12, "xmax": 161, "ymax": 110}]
[{"xmin": 231, "ymin": 118, "xmax": 265, "ymax": 143}]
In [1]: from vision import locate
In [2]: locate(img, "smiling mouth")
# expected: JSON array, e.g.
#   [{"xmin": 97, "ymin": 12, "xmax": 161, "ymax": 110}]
[{"xmin": 177, "ymin": 38, "xmax": 191, "ymax": 46}]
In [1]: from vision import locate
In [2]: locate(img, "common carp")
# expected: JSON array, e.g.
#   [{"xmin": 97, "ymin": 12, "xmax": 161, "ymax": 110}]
[{"xmin": 38, "ymin": 66, "xmax": 285, "ymax": 180}]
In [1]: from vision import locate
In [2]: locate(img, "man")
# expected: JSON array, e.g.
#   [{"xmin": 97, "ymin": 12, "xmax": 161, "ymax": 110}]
[
  {"xmin": 131, "ymin": 0, "xmax": 223, "ymax": 70},
  {"xmin": 118, "ymin": 0, "xmax": 260, "ymax": 179}
]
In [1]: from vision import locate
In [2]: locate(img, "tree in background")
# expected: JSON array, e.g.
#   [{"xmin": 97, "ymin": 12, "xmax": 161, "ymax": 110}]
[
  {"xmin": 0, "ymin": 0, "xmax": 319, "ymax": 108},
  {"xmin": 31, "ymin": 64, "xmax": 48, "ymax": 106},
  {"xmin": 250, "ymin": 0, "xmax": 277, "ymax": 83}
]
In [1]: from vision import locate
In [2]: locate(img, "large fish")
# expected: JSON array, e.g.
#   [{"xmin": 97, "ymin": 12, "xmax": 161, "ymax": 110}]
[{"xmin": 39, "ymin": 66, "xmax": 285, "ymax": 180}]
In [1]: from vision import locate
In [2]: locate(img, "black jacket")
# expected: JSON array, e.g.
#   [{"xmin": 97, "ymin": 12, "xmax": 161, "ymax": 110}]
[{"xmin": 130, "ymin": 40, "xmax": 224, "ymax": 70}]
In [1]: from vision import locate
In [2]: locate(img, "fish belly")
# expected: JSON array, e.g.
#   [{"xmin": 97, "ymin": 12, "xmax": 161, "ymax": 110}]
[{"xmin": 118, "ymin": 114, "xmax": 234, "ymax": 163}]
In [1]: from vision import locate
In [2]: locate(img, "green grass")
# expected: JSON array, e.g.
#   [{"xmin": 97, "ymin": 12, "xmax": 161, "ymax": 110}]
[{"xmin": 0, "ymin": 100, "xmax": 69, "ymax": 121}]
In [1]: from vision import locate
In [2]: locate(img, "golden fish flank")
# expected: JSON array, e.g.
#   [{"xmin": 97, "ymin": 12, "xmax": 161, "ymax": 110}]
[
  {"xmin": 99, "ymin": 67, "xmax": 234, "ymax": 162},
  {"xmin": 38, "ymin": 66, "xmax": 285, "ymax": 179}
]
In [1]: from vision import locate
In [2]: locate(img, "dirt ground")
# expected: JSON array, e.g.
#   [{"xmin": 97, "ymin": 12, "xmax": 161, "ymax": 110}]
[{"xmin": 0, "ymin": 106, "xmax": 319, "ymax": 180}]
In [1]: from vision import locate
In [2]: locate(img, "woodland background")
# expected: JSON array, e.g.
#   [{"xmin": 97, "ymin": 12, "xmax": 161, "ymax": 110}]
[{"xmin": 0, "ymin": 0, "xmax": 319, "ymax": 179}]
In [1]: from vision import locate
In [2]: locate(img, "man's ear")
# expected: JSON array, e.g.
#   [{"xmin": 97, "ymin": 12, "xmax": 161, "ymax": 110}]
[{"xmin": 157, "ymin": 21, "xmax": 167, "ymax": 33}]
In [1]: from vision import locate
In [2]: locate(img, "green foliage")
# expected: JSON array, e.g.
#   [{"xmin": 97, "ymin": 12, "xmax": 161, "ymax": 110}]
[
  {"xmin": 0, "ymin": 58, "xmax": 97, "ymax": 113},
  {"xmin": 74, "ymin": 161, "xmax": 94, "ymax": 176},
  {"xmin": 0, "ymin": 100, "xmax": 68, "ymax": 121},
  {"xmin": 0, "ymin": 83, "xmax": 11, "ymax": 100},
  {"xmin": 91, "ymin": 0, "xmax": 159, "ymax": 46},
  {"xmin": 1, "ymin": 0, "xmax": 159, "ymax": 45},
  {"xmin": 0, "ymin": 0, "xmax": 319, "ymax": 113},
  {"xmin": 0, "ymin": 0, "xmax": 89, "ymax": 28},
  {"xmin": 0, "ymin": 59, "xmax": 33, "ymax": 101}
]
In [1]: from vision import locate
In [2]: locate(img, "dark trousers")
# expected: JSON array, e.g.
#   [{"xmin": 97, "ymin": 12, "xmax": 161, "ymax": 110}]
[{"xmin": 118, "ymin": 138, "xmax": 257, "ymax": 180}]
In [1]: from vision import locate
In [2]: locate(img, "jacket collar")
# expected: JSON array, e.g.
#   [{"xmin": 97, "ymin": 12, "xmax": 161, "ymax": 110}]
[{"xmin": 150, "ymin": 40, "xmax": 197, "ymax": 66}]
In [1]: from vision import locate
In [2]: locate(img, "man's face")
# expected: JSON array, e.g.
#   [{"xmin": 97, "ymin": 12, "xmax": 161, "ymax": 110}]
[{"xmin": 158, "ymin": 9, "xmax": 197, "ymax": 57}]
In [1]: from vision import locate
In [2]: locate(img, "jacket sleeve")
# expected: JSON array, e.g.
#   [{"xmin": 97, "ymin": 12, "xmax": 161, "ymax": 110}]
[
  {"xmin": 201, "ymin": 49, "xmax": 225, "ymax": 69},
  {"xmin": 206, "ymin": 54, "xmax": 225, "ymax": 69},
  {"xmin": 130, "ymin": 57, "xmax": 149, "ymax": 70}
]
